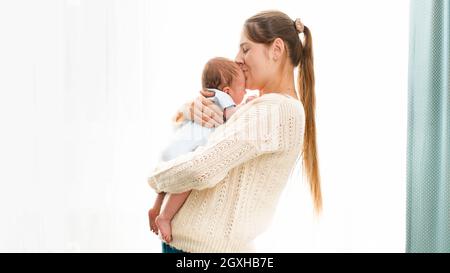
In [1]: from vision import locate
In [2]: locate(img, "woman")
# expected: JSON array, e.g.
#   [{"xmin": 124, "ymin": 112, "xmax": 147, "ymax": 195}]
[{"xmin": 148, "ymin": 10, "xmax": 322, "ymax": 253}]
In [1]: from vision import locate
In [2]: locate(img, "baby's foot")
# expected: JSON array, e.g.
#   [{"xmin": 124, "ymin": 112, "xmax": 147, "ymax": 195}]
[
  {"xmin": 155, "ymin": 214, "xmax": 172, "ymax": 243},
  {"xmin": 148, "ymin": 208, "xmax": 160, "ymax": 235}
]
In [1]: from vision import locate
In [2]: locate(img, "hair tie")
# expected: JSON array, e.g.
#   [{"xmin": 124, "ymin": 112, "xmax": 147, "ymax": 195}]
[{"xmin": 294, "ymin": 18, "xmax": 304, "ymax": 34}]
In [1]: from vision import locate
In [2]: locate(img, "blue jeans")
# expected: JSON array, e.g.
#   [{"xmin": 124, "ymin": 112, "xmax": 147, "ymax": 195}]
[{"xmin": 162, "ymin": 242, "xmax": 187, "ymax": 253}]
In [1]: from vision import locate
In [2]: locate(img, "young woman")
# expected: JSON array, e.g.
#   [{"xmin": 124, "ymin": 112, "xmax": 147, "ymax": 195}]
[{"xmin": 148, "ymin": 10, "xmax": 322, "ymax": 253}]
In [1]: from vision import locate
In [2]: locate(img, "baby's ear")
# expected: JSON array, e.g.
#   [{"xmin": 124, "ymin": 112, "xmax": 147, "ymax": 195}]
[{"xmin": 222, "ymin": 87, "xmax": 231, "ymax": 94}]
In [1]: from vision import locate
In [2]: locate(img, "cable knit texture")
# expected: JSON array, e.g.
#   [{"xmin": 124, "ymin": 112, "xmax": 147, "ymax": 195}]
[{"xmin": 148, "ymin": 93, "xmax": 305, "ymax": 252}]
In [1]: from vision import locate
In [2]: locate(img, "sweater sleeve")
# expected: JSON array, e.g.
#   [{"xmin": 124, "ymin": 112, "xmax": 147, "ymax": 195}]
[{"xmin": 147, "ymin": 100, "xmax": 287, "ymax": 193}]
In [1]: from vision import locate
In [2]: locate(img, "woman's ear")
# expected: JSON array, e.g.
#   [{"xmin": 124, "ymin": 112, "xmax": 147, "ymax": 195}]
[{"xmin": 271, "ymin": 38, "xmax": 285, "ymax": 61}]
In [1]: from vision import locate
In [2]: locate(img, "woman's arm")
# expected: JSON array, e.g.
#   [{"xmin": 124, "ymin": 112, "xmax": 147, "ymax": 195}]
[{"xmin": 148, "ymin": 101, "xmax": 287, "ymax": 194}]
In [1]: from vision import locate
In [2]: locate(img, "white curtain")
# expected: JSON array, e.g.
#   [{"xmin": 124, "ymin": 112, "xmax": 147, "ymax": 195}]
[
  {"xmin": 0, "ymin": 0, "xmax": 159, "ymax": 252},
  {"xmin": 0, "ymin": 0, "xmax": 409, "ymax": 252}
]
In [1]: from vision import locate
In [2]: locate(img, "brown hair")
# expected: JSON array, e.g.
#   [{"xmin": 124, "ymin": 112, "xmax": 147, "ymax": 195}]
[
  {"xmin": 244, "ymin": 10, "xmax": 322, "ymax": 213},
  {"xmin": 202, "ymin": 57, "xmax": 240, "ymax": 90}
]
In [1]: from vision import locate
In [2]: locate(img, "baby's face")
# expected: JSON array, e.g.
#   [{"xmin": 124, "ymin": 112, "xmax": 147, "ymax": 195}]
[{"xmin": 228, "ymin": 69, "xmax": 246, "ymax": 105}]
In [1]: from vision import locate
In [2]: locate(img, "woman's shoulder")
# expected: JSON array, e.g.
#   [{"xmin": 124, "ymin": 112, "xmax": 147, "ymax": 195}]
[
  {"xmin": 227, "ymin": 92, "xmax": 304, "ymax": 124},
  {"xmin": 253, "ymin": 93, "xmax": 304, "ymax": 115}
]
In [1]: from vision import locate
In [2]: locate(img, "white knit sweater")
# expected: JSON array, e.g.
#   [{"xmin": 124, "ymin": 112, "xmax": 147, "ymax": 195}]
[{"xmin": 148, "ymin": 93, "xmax": 305, "ymax": 252}]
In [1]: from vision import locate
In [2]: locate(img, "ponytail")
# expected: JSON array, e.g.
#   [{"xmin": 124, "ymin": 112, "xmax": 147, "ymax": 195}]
[{"xmin": 298, "ymin": 26, "xmax": 322, "ymax": 213}]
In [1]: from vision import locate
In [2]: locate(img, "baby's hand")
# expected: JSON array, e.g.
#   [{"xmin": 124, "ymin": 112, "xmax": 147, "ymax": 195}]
[{"xmin": 244, "ymin": 95, "xmax": 258, "ymax": 104}]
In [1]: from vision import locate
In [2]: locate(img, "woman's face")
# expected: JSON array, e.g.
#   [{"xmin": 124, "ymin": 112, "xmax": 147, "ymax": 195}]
[{"xmin": 235, "ymin": 30, "xmax": 273, "ymax": 90}]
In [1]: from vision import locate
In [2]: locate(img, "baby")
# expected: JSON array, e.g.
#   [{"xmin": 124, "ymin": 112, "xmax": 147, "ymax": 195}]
[{"xmin": 149, "ymin": 57, "xmax": 247, "ymax": 243}]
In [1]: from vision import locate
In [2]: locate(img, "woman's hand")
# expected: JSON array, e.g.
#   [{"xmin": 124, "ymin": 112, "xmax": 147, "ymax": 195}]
[{"xmin": 184, "ymin": 90, "xmax": 224, "ymax": 128}]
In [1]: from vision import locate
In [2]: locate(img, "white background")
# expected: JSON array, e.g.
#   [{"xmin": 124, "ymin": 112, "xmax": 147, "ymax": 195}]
[{"xmin": 0, "ymin": 0, "xmax": 409, "ymax": 252}]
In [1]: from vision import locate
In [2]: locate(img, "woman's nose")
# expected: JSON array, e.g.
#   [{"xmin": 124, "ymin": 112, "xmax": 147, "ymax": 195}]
[{"xmin": 235, "ymin": 52, "xmax": 243, "ymax": 65}]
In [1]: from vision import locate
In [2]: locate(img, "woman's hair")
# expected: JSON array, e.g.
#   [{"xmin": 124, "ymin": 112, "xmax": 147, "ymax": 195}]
[
  {"xmin": 244, "ymin": 10, "xmax": 322, "ymax": 213},
  {"xmin": 202, "ymin": 57, "xmax": 240, "ymax": 90}
]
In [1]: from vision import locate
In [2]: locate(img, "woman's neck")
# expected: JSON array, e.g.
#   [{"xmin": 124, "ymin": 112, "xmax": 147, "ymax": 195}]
[{"xmin": 260, "ymin": 65, "xmax": 298, "ymax": 99}]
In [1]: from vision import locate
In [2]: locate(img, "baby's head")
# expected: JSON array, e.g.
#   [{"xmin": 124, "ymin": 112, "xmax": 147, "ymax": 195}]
[{"xmin": 202, "ymin": 57, "xmax": 246, "ymax": 104}]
